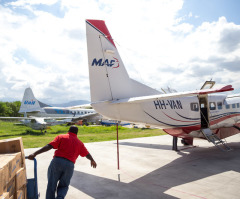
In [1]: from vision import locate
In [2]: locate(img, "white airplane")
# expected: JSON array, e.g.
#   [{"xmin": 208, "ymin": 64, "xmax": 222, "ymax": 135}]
[
  {"xmin": 0, "ymin": 115, "xmax": 74, "ymax": 133},
  {"xmin": 0, "ymin": 88, "xmax": 99, "ymax": 132},
  {"xmin": 86, "ymin": 19, "xmax": 240, "ymax": 151},
  {"xmin": 19, "ymin": 87, "xmax": 97, "ymax": 120}
]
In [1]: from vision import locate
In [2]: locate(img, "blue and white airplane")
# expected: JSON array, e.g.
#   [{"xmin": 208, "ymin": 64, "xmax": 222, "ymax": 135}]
[
  {"xmin": 0, "ymin": 88, "xmax": 99, "ymax": 132},
  {"xmin": 86, "ymin": 19, "xmax": 240, "ymax": 151},
  {"xmin": 19, "ymin": 87, "xmax": 97, "ymax": 119}
]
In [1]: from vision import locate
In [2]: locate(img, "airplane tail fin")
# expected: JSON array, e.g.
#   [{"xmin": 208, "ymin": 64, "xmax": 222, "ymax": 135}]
[
  {"xmin": 86, "ymin": 20, "xmax": 160, "ymax": 103},
  {"xmin": 19, "ymin": 88, "xmax": 49, "ymax": 113}
]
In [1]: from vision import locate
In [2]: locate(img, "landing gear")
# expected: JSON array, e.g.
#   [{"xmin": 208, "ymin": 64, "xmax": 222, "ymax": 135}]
[
  {"xmin": 182, "ymin": 139, "xmax": 190, "ymax": 146},
  {"xmin": 41, "ymin": 129, "xmax": 47, "ymax": 134},
  {"xmin": 172, "ymin": 137, "xmax": 194, "ymax": 151},
  {"xmin": 172, "ymin": 136, "xmax": 178, "ymax": 151},
  {"xmin": 233, "ymin": 125, "xmax": 240, "ymax": 131},
  {"xmin": 182, "ymin": 137, "xmax": 193, "ymax": 146}
]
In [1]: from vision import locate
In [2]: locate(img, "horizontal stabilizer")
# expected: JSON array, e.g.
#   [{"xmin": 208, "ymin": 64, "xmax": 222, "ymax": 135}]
[{"xmin": 110, "ymin": 85, "xmax": 234, "ymax": 104}]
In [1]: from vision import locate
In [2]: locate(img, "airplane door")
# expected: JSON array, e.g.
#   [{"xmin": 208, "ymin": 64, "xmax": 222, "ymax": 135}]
[{"xmin": 198, "ymin": 96, "xmax": 209, "ymax": 128}]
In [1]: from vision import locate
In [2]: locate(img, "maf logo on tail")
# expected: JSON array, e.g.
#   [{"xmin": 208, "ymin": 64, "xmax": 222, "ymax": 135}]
[
  {"xmin": 91, "ymin": 57, "xmax": 119, "ymax": 68},
  {"xmin": 24, "ymin": 100, "xmax": 36, "ymax": 105}
]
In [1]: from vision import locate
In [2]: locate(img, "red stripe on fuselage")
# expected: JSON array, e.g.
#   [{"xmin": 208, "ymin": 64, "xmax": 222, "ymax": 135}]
[
  {"xmin": 210, "ymin": 113, "xmax": 240, "ymax": 125},
  {"xmin": 163, "ymin": 113, "xmax": 240, "ymax": 137},
  {"xmin": 163, "ymin": 112, "xmax": 198, "ymax": 123}
]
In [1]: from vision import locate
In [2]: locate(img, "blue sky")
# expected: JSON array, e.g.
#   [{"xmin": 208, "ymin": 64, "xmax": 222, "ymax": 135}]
[
  {"xmin": 0, "ymin": 0, "xmax": 240, "ymax": 103},
  {"xmin": 179, "ymin": 0, "xmax": 240, "ymax": 26}
]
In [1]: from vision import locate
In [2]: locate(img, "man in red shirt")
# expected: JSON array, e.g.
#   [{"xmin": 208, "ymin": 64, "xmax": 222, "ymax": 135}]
[{"xmin": 28, "ymin": 126, "xmax": 97, "ymax": 199}]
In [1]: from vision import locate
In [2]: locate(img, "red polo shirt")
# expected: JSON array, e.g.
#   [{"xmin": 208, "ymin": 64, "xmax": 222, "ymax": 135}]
[{"xmin": 49, "ymin": 132, "xmax": 89, "ymax": 164}]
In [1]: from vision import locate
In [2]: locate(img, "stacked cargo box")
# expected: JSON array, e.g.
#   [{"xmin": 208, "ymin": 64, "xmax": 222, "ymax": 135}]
[{"xmin": 0, "ymin": 138, "xmax": 27, "ymax": 199}]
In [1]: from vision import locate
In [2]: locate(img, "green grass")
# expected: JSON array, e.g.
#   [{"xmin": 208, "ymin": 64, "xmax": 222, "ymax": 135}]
[{"xmin": 0, "ymin": 121, "xmax": 166, "ymax": 148}]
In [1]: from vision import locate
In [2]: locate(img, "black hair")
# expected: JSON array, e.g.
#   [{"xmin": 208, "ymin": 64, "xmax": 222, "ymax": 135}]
[{"xmin": 69, "ymin": 125, "xmax": 78, "ymax": 134}]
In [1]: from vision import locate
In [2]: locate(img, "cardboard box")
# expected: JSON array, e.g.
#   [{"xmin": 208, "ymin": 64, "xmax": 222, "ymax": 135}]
[
  {"xmin": 17, "ymin": 185, "xmax": 27, "ymax": 199},
  {"xmin": 0, "ymin": 138, "xmax": 25, "ymax": 167},
  {"xmin": 0, "ymin": 164, "xmax": 7, "ymax": 195},
  {"xmin": 0, "ymin": 152, "xmax": 22, "ymax": 192},
  {"xmin": 4, "ymin": 177, "xmax": 15, "ymax": 198},
  {"xmin": 16, "ymin": 168, "xmax": 27, "ymax": 190},
  {"xmin": 0, "ymin": 153, "xmax": 21, "ymax": 195},
  {"xmin": 17, "ymin": 190, "xmax": 23, "ymax": 199},
  {"xmin": 0, "ymin": 192, "xmax": 9, "ymax": 199},
  {"xmin": 3, "ymin": 152, "xmax": 22, "ymax": 172}
]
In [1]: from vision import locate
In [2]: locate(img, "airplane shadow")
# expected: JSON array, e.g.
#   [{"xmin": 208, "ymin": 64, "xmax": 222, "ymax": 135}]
[
  {"xmin": 118, "ymin": 142, "xmax": 173, "ymax": 150},
  {"xmin": 70, "ymin": 142, "xmax": 240, "ymax": 198},
  {"xmin": 20, "ymin": 130, "xmax": 44, "ymax": 136},
  {"xmin": 50, "ymin": 130, "xmax": 66, "ymax": 134},
  {"xmin": 118, "ymin": 140, "xmax": 198, "ymax": 151},
  {"xmin": 71, "ymin": 171, "xmax": 176, "ymax": 199}
]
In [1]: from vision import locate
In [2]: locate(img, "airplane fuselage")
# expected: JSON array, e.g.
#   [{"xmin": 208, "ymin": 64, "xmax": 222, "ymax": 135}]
[
  {"xmin": 25, "ymin": 107, "xmax": 96, "ymax": 118},
  {"xmin": 92, "ymin": 94, "xmax": 240, "ymax": 138}
]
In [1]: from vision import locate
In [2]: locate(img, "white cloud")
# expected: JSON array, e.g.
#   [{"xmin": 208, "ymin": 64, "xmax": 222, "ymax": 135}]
[
  {"xmin": 9, "ymin": 0, "xmax": 59, "ymax": 6},
  {"xmin": 0, "ymin": 0, "xmax": 240, "ymax": 104}
]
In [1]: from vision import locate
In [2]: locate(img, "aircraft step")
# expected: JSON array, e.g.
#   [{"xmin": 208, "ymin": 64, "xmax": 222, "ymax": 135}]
[{"xmin": 201, "ymin": 128, "xmax": 232, "ymax": 152}]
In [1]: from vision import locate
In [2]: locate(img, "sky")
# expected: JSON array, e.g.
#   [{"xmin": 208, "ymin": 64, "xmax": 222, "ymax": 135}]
[{"xmin": 0, "ymin": 0, "xmax": 240, "ymax": 104}]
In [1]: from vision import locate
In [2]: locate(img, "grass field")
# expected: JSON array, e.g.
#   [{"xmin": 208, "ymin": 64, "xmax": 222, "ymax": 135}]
[{"xmin": 0, "ymin": 121, "xmax": 166, "ymax": 148}]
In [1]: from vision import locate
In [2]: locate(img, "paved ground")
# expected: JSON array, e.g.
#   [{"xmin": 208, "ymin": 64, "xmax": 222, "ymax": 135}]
[{"xmin": 25, "ymin": 134, "xmax": 240, "ymax": 199}]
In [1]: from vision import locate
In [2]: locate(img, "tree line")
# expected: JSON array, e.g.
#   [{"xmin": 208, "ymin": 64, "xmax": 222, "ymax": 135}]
[{"xmin": 0, "ymin": 101, "xmax": 21, "ymax": 117}]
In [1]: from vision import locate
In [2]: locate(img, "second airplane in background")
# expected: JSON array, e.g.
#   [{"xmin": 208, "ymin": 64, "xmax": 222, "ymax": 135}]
[
  {"xmin": 19, "ymin": 87, "xmax": 97, "ymax": 120},
  {"xmin": 0, "ymin": 88, "xmax": 100, "ymax": 132}
]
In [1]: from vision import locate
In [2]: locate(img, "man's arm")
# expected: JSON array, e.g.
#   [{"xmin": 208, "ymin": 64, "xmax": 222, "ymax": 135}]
[
  {"xmin": 86, "ymin": 153, "xmax": 97, "ymax": 168},
  {"xmin": 28, "ymin": 144, "xmax": 53, "ymax": 160}
]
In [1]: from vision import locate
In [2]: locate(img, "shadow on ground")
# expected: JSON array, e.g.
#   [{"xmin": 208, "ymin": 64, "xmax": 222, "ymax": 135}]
[{"xmin": 70, "ymin": 142, "xmax": 240, "ymax": 199}]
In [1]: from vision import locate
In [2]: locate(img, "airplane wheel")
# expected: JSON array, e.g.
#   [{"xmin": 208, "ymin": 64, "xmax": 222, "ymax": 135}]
[{"xmin": 181, "ymin": 138, "xmax": 190, "ymax": 146}]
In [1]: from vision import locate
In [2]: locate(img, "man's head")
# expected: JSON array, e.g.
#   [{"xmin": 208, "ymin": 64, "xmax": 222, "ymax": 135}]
[{"xmin": 69, "ymin": 125, "xmax": 78, "ymax": 134}]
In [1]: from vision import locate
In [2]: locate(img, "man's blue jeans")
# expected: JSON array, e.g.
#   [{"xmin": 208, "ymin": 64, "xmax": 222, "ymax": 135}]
[{"xmin": 46, "ymin": 157, "xmax": 74, "ymax": 199}]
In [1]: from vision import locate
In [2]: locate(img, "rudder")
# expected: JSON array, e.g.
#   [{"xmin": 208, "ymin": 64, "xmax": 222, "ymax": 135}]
[
  {"xmin": 86, "ymin": 19, "xmax": 160, "ymax": 103},
  {"xmin": 19, "ymin": 88, "xmax": 49, "ymax": 113}
]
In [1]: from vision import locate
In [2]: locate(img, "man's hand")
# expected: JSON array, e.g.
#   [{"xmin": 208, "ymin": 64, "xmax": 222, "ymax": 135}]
[
  {"xmin": 86, "ymin": 153, "xmax": 97, "ymax": 168},
  {"xmin": 28, "ymin": 153, "xmax": 36, "ymax": 160},
  {"xmin": 91, "ymin": 160, "xmax": 97, "ymax": 168}
]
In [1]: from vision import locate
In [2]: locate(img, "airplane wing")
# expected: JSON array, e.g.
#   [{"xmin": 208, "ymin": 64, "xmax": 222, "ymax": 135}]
[
  {"xmin": 28, "ymin": 112, "xmax": 98, "ymax": 120},
  {"xmin": 0, "ymin": 112, "xmax": 98, "ymax": 121},
  {"xmin": 66, "ymin": 104, "xmax": 92, "ymax": 109},
  {"xmin": 69, "ymin": 112, "xmax": 99, "ymax": 120},
  {"xmin": 0, "ymin": 117, "xmax": 29, "ymax": 120},
  {"xmin": 109, "ymin": 85, "xmax": 234, "ymax": 104}
]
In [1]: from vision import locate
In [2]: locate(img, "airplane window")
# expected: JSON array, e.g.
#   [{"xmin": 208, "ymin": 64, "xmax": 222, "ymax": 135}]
[
  {"xmin": 232, "ymin": 104, "xmax": 236, "ymax": 108},
  {"xmin": 226, "ymin": 104, "xmax": 230, "ymax": 109},
  {"xmin": 85, "ymin": 111, "xmax": 87, "ymax": 114},
  {"xmin": 217, "ymin": 102, "xmax": 222, "ymax": 110},
  {"xmin": 237, "ymin": 103, "xmax": 240, "ymax": 108},
  {"xmin": 190, "ymin": 103, "xmax": 199, "ymax": 111},
  {"xmin": 209, "ymin": 102, "xmax": 216, "ymax": 110}
]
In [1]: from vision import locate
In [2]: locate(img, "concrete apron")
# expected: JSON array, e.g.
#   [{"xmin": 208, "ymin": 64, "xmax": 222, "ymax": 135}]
[{"xmin": 25, "ymin": 134, "xmax": 240, "ymax": 199}]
